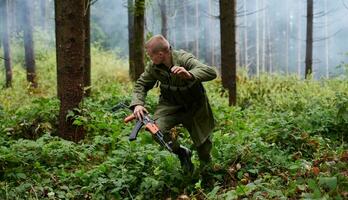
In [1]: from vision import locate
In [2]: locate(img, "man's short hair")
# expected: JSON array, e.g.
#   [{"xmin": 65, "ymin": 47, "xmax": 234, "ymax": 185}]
[{"xmin": 145, "ymin": 35, "xmax": 170, "ymax": 54}]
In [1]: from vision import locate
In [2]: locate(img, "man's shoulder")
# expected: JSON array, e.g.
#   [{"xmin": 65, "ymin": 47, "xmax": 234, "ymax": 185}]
[{"xmin": 173, "ymin": 49, "xmax": 195, "ymax": 62}]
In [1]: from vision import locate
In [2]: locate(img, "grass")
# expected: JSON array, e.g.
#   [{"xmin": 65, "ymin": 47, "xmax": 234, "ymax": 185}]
[{"xmin": 0, "ymin": 44, "xmax": 347, "ymax": 199}]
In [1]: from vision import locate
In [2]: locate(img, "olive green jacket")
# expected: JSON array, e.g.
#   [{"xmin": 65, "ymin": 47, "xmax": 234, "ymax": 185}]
[{"xmin": 130, "ymin": 49, "xmax": 217, "ymax": 146}]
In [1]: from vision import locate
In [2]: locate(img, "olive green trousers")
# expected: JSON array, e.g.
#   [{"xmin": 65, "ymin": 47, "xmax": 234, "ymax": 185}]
[{"xmin": 155, "ymin": 112, "xmax": 212, "ymax": 163}]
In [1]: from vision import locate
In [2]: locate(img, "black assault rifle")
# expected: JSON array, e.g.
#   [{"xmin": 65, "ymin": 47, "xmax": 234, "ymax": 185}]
[{"xmin": 112, "ymin": 103, "xmax": 173, "ymax": 152}]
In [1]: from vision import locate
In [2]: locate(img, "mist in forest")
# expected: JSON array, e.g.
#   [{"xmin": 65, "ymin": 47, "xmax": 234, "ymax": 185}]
[{"xmin": 1, "ymin": 0, "xmax": 348, "ymax": 78}]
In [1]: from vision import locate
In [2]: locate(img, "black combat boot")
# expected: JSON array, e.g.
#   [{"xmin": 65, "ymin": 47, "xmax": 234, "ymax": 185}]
[{"xmin": 175, "ymin": 145, "xmax": 194, "ymax": 174}]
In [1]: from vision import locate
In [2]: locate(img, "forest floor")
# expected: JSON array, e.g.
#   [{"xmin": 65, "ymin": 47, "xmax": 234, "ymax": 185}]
[{"xmin": 0, "ymin": 47, "xmax": 347, "ymax": 199}]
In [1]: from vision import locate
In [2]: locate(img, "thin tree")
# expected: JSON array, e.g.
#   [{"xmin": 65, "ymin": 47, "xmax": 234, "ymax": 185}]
[
  {"xmin": 84, "ymin": 0, "xmax": 91, "ymax": 97},
  {"xmin": 183, "ymin": 0, "xmax": 189, "ymax": 49},
  {"xmin": 159, "ymin": 0, "xmax": 168, "ymax": 38},
  {"xmin": 131, "ymin": 0, "xmax": 145, "ymax": 81},
  {"xmin": 128, "ymin": 0, "xmax": 135, "ymax": 81},
  {"xmin": 324, "ymin": 0, "xmax": 329, "ymax": 78},
  {"xmin": 220, "ymin": 0, "xmax": 237, "ymax": 106},
  {"xmin": 22, "ymin": 0, "xmax": 37, "ymax": 88},
  {"xmin": 305, "ymin": 0, "xmax": 313, "ymax": 79},
  {"xmin": 1, "ymin": 0, "xmax": 12, "ymax": 87},
  {"xmin": 261, "ymin": 0, "xmax": 266, "ymax": 73},
  {"xmin": 297, "ymin": 0, "xmax": 303, "ymax": 77},
  {"xmin": 40, "ymin": 0, "xmax": 47, "ymax": 30},
  {"xmin": 256, "ymin": 0, "xmax": 260, "ymax": 76},
  {"xmin": 55, "ymin": 0, "xmax": 86, "ymax": 142},
  {"xmin": 243, "ymin": 0, "xmax": 248, "ymax": 69},
  {"xmin": 194, "ymin": 0, "xmax": 200, "ymax": 58}
]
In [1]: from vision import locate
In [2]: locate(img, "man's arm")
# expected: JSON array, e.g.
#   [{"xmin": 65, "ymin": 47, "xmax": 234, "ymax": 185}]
[
  {"xmin": 129, "ymin": 67, "xmax": 157, "ymax": 109},
  {"xmin": 182, "ymin": 53, "xmax": 217, "ymax": 82}
]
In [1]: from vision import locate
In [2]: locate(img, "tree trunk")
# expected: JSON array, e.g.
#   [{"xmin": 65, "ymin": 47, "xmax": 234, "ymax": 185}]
[
  {"xmin": 183, "ymin": 0, "xmax": 189, "ymax": 49},
  {"xmin": 285, "ymin": 0, "xmax": 290, "ymax": 75},
  {"xmin": 171, "ymin": 0, "xmax": 177, "ymax": 47},
  {"xmin": 243, "ymin": 0, "xmax": 249, "ymax": 70},
  {"xmin": 22, "ymin": 0, "xmax": 37, "ymax": 88},
  {"xmin": 1, "ymin": 0, "xmax": 12, "ymax": 88},
  {"xmin": 40, "ymin": 0, "xmax": 47, "ymax": 30},
  {"xmin": 55, "ymin": 0, "xmax": 86, "ymax": 142},
  {"xmin": 267, "ymin": 14, "xmax": 273, "ymax": 73},
  {"xmin": 210, "ymin": 0, "xmax": 216, "ymax": 67},
  {"xmin": 132, "ymin": 0, "xmax": 145, "ymax": 81},
  {"xmin": 297, "ymin": 0, "xmax": 302, "ymax": 77},
  {"xmin": 305, "ymin": 0, "xmax": 313, "ymax": 79},
  {"xmin": 324, "ymin": 0, "xmax": 329, "ymax": 78},
  {"xmin": 84, "ymin": 0, "xmax": 91, "ymax": 97},
  {"xmin": 128, "ymin": 0, "xmax": 135, "ymax": 81},
  {"xmin": 261, "ymin": 0, "xmax": 266, "ymax": 73},
  {"xmin": 255, "ymin": 0, "xmax": 260, "ymax": 76},
  {"xmin": 194, "ymin": 0, "xmax": 200, "ymax": 58},
  {"xmin": 159, "ymin": 0, "xmax": 167, "ymax": 38},
  {"xmin": 219, "ymin": 0, "xmax": 237, "ymax": 106}
]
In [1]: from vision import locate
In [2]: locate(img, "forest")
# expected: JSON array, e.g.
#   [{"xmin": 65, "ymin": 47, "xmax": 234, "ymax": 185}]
[{"xmin": 0, "ymin": 0, "xmax": 347, "ymax": 199}]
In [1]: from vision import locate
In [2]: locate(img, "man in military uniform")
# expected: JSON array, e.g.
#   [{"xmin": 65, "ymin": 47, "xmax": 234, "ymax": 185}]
[{"xmin": 130, "ymin": 35, "xmax": 217, "ymax": 174}]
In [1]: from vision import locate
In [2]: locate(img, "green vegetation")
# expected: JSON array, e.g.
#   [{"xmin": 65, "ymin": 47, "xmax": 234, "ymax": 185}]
[{"xmin": 0, "ymin": 46, "xmax": 347, "ymax": 199}]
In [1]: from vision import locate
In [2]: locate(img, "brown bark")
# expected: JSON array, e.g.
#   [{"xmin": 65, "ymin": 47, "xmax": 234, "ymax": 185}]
[
  {"xmin": 84, "ymin": 0, "xmax": 91, "ymax": 97},
  {"xmin": 1, "ymin": 0, "xmax": 12, "ymax": 88},
  {"xmin": 22, "ymin": 0, "xmax": 37, "ymax": 88},
  {"xmin": 219, "ymin": 0, "xmax": 237, "ymax": 106},
  {"xmin": 128, "ymin": 0, "xmax": 135, "ymax": 81},
  {"xmin": 55, "ymin": 0, "xmax": 86, "ymax": 142},
  {"xmin": 305, "ymin": 0, "xmax": 313, "ymax": 79},
  {"xmin": 131, "ymin": 0, "xmax": 145, "ymax": 81}
]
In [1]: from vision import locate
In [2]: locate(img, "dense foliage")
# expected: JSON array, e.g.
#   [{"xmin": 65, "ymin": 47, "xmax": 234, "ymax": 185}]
[{"xmin": 0, "ymin": 46, "xmax": 347, "ymax": 199}]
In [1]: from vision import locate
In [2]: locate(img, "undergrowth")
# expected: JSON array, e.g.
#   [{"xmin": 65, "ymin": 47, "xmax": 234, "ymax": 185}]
[{"xmin": 0, "ymin": 44, "xmax": 347, "ymax": 199}]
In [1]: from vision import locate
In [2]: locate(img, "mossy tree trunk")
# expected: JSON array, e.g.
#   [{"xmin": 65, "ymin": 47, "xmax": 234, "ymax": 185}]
[
  {"xmin": 305, "ymin": 0, "xmax": 313, "ymax": 79},
  {"xmin": 22, "ymin": 0, "xmax": 37, "ymax": 88},
  {"xmin": 131, "ymin": 0, "xmax": 145, "ymax": 81},
  {"xmin": 219, "ymin": 0, "xmax": 237, "ymax": 106},
  {"xmin": 55, "ymin": 0, "xmax": 86, "ymax": 142}
]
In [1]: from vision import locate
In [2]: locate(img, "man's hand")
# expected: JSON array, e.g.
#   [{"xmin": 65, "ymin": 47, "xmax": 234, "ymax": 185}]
[
  {"xmin": 133, "ymin": 105, "xmax": 148, "ymax": 121},
  {"xmin": 171, "ymin": 66, "xmax": 193, "ymax": 80}
]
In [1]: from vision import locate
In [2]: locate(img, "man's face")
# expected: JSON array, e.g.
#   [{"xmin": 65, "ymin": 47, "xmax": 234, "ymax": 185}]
[{"xmin": 146, "ymin": 48, "xmax": 164, "ymax": 65}]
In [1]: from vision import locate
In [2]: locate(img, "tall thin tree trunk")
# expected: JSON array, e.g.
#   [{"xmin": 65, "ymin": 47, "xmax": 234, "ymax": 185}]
[
  {"xmin": 194, "ymin": 0, "xmax": 200, "ymax": 58},
  {"xmin": 132, "ymin": 0, "xmax": 145, "ymax": 81},
  {"xmin": 261, "ymin": 0, "xmax": 266, "ymax": 73},
  {"xmin": 171, "ymin": 1, "xmax": 177, "ymax": 47},
  {"xmin": 243, "ymin": 0, "xmax": 248, "ymax": 70},
  {"xmin": 256, "ymin": 0, "xmax": 260, "ymax": 76},
  {"xmin": 297, "ymin": 0, "xmax": 302, "ymax": 77},
  {"xmin": 159, "ymin": 0, "xmax": 167, "ymax": 38},
  {"xmin": 22, "ymin": 0, "xmax": 37, "ymax": 88},
  {"xmin": 55, "ymin": 0, "xmax": 86, "ymax": 142},
  {"xmin": 324, "ymin": 0, "xmax": 329, "ymax": 78},
  {"xmin": 205, "ymin": 0, "xmax": 211, "ymax": 64},
  {"xmin": 84, "ymin": 0, "xmax": 91, "ymax": 97},
  {"xmin": 220, "ymin": 0, "xmax": 237, "ymax": 106},
  {"xmin": 183, "ymin": 0, "xmax": 188, "ymax": 49},
  {"xmin": 210, "ymin": 0, "xmax": 216, "ymax": 67},
  {"xmin": 128, "ymin": 0, "xmax": 135, "ymax": 81},
  {"xmin": 40, "ymin": 0, "xmax": 47, "ymax": 30},
  {"xmin": 267, "ymin": 14, "xmax": 273, "ymax": 73},
  {"xmin": 1, "ymin": 0, "xmax": 13, "ymax": 88},
  {"xmin": 305, "ymin": 0, "xmax": 313, "ymax": 79},
  {"xmin": 8, "ymin": 0, "xmax": 16, "ymax": 34},
  {"xmin": 285, "ymin": 0, "xmax": 290, "ymax": 75},
  {"xmin": 236, "ymin": 18, "xmax": 240, "ymax": 68}
]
